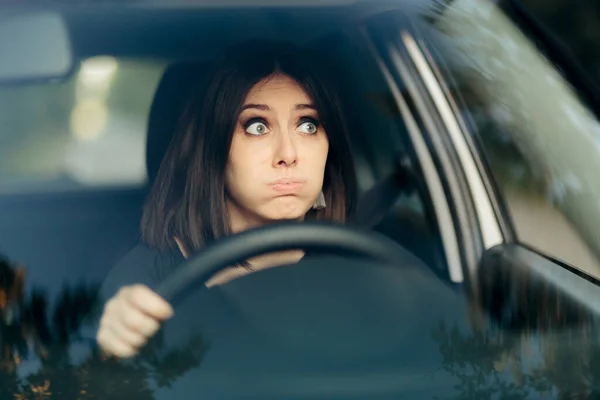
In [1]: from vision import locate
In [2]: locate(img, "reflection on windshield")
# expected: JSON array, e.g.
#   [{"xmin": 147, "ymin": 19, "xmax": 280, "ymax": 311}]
[
  {"xmin": 2, "ymin": 253, "xmax": 600, "ymax": 398},
  {"xmin": 432, "ymin": 320, "xmax": 600, "ymax": 399},
  {"xmin": 0, "ymin": 256, "xmax": 207, "ymax": 399}
]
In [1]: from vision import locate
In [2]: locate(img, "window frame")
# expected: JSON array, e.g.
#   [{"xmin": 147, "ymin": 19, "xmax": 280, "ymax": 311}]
[{"xmin": 363, "ymin": 11, "xmax": 499, "ymax": 284}]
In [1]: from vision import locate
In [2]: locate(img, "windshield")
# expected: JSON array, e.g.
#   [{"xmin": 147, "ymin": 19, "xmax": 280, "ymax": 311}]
[{"xmin": 0, "ymin": 1, "xmax": 599, "ymax": 399}]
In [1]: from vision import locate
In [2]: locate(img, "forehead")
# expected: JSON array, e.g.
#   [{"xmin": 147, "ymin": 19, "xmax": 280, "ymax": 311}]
[{"xmin": 244, "ymin": 74, "xmax": 312, "ymax": 104}]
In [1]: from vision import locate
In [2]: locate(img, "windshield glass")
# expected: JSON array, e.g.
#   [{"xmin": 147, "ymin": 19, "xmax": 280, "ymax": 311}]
[{"xmin": 0, "ymin": 2, "xmax": 599, "ymax": 399}]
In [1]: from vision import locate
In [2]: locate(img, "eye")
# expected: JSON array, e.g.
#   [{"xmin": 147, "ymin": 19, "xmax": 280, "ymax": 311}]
[
  {"xmin": 244, "ymin": 119, "xmax": 270, "ymax": 136},
  {"xmin": 298, "ymin": 119, "xmax": 319, "ymax": 135}
]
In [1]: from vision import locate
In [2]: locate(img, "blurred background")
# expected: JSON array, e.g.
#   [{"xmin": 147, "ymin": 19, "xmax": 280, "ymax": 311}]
[{"xmin": 0, "ymin": 57, "xmax": 166, "ymax": 193}]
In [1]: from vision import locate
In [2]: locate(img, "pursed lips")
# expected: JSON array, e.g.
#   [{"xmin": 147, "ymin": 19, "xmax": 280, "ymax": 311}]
[{"xmin": 268, "ymin": 178, "xmax": 306, "ymax": 194}]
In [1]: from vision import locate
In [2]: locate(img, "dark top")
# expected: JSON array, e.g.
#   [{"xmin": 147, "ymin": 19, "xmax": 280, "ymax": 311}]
[
  {"xmin": 98, "ymin": 244, "xmax": 185, "ymax": 303},
  {"xmin": 98, "ymin": 244, "xmax": 320, "ymax": 304}
]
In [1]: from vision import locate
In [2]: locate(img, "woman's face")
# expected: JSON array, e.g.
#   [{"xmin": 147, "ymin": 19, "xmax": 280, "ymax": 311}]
[{"xmin": 225, "ymin": 73, "xmax": 329, "ymax": 231}]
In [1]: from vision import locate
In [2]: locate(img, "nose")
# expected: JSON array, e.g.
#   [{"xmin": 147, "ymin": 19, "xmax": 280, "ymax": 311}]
[{"xmin": 273, "ymin": 129, "xmax": 298, "ymax": 167}]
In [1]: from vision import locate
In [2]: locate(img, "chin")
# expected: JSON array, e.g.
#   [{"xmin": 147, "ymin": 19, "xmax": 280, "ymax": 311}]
[{"xmin": 264, "ymin": 197, "xmax": 311, "ymax": 221}]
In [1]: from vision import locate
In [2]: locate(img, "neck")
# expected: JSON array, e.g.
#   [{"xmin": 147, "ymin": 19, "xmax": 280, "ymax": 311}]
[{"xmin": 226, "ymin": 199, "xmax": 305, "ymax": 269}]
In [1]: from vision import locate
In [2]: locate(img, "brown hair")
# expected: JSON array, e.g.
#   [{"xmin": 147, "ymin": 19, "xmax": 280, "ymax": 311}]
[{"xmin": 141, "ymin": 41, "xmax": 357, "ymax": 252}]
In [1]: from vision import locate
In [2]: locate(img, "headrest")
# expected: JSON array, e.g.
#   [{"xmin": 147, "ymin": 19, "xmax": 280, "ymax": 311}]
[{"xmin": 145, "ymin": 62, "xmax": 207, "ymax": 184}]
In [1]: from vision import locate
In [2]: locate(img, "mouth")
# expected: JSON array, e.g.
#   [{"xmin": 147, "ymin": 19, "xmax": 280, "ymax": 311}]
[{"xmin": 269, "ymin": 179, "xmax": 306, "ymax": 194}]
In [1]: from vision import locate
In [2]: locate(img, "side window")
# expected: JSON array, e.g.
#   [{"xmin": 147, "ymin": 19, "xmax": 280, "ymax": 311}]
[
  {"xmin": 0, "ymin": 57, "xmax": 165, "ymax": 193},
  {"xmin": 425, "ymin": 0, "xmax": 600, "ymax": 277}
]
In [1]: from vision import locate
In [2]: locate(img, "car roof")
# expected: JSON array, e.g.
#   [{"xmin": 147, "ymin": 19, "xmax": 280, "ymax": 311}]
[{"xmin": 5, "ymin": 0, "xmax": 432, "ymax": 59}]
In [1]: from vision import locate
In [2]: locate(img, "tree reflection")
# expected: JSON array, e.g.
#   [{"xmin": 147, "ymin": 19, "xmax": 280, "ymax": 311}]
[
  {"xmin": 433, "ymin": 321, "xmax": 544, "ymax": 399},
  {"xmin": 432, "ymin": 300, "xmax": 600, "ymax": 399},
  {"xmin": 433, "ymin": 319, "xmax": 600, "ymax": 399},
  {"xmin": 432, "ymin": 246, "xmax": 600, "ymax": 399},
  {"xmin": 0, "ymin": 258, "xmax": 207, "ymax": 400}
]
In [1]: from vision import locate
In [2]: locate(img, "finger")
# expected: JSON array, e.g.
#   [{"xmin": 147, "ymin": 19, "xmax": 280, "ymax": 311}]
[
  {"xmin": 105, "ymin": 320, "xmax": 148, "ymax": 348},
  {"xmin": 100, "ymin": 297, "xmax": 123, "ymax": 327},
  {"xmin": 123, "ymin": 285, "xmax": 174, "ymax": 320},
  {"xmin": 101, "ymin": 296, "xmax": 161, "ymax": 339},
  {"xmin": 117, "ymin": 305, "xmax": 161, "ymax": 338},
  {"xmin": 97, "ymin": 329, "xmax": 139, "ymax": 359}
]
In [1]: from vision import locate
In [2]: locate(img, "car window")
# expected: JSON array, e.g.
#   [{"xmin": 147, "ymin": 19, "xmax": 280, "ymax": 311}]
[
  {"xmin": 0, "ymin": 57, "xmax": 164, "ymax": 193},
  {"xmin": 424, "ymin": 0, "xmax": 600, "ymax": 277}
]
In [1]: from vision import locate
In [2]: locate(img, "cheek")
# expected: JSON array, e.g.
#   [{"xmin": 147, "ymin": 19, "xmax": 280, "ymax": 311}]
[
  {"xmin": 226, "ymin": 150, "xmax": 248, "ymax": 192},
  {"xmin": 307, "ymin": 136, "xmax": 329, "ymax": 179},
  {"xmin": 226, "ymin": 136, "xmax": 267, "ymax": 190}
]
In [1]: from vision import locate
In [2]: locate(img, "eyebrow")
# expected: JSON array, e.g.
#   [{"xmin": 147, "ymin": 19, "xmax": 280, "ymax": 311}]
[
  {"xmin": 241, "ymin": 104, "xmax": 270, "ymax": 111},
  {"xmin": 294, "ymin": 104, "xmax": 316, "ymax": 111},
  {"xmin": 240, "ymin": 103, "xmax": 317, "ymax": 112}
]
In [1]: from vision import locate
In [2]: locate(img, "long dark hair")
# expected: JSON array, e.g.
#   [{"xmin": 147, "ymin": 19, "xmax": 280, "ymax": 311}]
[{"xmin": 141, "ymin": 41, "xmax": 357, "ymax": 252}]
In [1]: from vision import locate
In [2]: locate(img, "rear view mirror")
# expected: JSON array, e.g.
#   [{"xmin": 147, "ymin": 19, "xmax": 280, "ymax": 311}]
[{"xmin": 0, "ymin": 11, "xmax": 74, "ymax": 85}]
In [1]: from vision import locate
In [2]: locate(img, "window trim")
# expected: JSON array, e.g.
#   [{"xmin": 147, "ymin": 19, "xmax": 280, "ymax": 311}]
[
  {"xmin": 414, "ymin": 30, "xmax": 518, "ymax": 246},
  {"xmin": 363, "ymin": 23, "xmax": 465, "ymax": 283},
  {"xmin": 400, "ymin": 32, "xmax": 503, "ymax": 255},
  {"xmin": 377, "ymin": 48, "xmax": 464, "ymax": 283},
  {"xmin": 367, "ymin": 15, "xmax": 510, "ymax": 285}
]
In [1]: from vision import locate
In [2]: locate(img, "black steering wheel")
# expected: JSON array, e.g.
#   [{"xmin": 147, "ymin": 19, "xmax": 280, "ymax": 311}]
[{"xmin": 155, "ymin": 221, "xmax": 414, "ymax": 304}]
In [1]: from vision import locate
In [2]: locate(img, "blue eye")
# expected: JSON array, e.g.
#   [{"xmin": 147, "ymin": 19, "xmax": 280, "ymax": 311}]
[
  {"xmin": 298, "ymin": 120, "xmax": 319, "ymax": 134},
  {"xmin": 245, "ymin": 121, "xmax": 269, "ymax": 136}
]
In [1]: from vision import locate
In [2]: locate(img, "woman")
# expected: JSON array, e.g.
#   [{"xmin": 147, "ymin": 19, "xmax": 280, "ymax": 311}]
[{"xmin": 96, "ymin": 41, "xmax": 357, "ymax": 358}]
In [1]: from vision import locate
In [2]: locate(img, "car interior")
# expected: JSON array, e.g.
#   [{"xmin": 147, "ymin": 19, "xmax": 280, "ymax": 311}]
[{"xmin": 0, "ymin": 6, "xmax": 448, "ymax": 296}]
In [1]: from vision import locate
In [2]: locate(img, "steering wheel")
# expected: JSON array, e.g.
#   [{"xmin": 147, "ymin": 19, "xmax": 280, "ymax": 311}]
[{"xmin": 155, "ymin": 221, "xmax": 415, "ymax": 304}]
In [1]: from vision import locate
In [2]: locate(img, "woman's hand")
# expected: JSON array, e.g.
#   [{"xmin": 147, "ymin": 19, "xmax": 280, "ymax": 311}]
[{"xmin": 96, "ymin": 284, "xmax": 173, "ymax": 358}]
